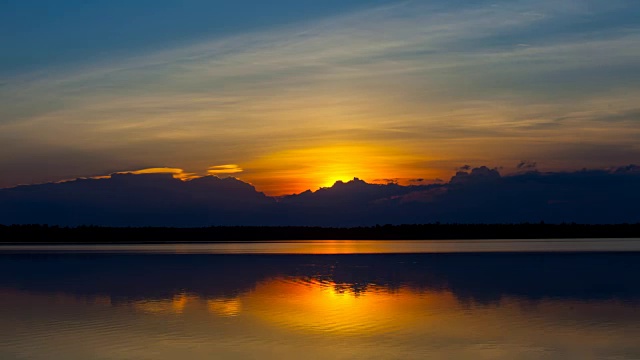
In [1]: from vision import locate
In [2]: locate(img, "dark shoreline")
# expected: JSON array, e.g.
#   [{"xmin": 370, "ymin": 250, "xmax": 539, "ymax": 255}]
[{"xmin": 1, "ymin": 223, "xmax": 639, "ymax": 243}]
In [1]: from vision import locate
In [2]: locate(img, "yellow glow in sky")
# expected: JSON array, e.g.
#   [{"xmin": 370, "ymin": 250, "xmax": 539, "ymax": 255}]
[
  {"xmin": 2, "ymin": 0, "xmax": 640, "ymax": 192},
  {"xmin": 244, "ymin": 144, "xmax": 436, "ymax": 195},
  {"xmin": 102, "ymin": 145, "xmax": 442, "ymax": 195}
]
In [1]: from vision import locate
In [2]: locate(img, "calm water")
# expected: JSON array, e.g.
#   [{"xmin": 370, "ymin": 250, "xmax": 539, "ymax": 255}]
[
  {"xmin": 1, "ymin": 240, "xmax": 640, "ymax": 359},
  {"xmin": 3, "ymin": 238, "xmax": 640, "ymax": 254}
]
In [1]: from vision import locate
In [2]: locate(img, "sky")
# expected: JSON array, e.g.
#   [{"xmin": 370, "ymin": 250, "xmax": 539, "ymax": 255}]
[{"xmin": 1, "ymin": 0, "xmax": 639, "ymax": 195}]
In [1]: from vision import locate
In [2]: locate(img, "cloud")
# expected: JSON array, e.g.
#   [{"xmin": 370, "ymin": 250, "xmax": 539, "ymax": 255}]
[
  {"xmin": 613, "ymin": 164, "xmax": 640, "ymax": 173},
  {"xmin": 449, "ymin": 166, "xmax": 501, "ymax": 185},
  {"xmin": 122, "ymin": 167, "xmax": 198, "ymax": 180},
  {"xmin": 1, "ymin": 0, "xmax": 640, "ymax": 191},
  {"xmin": 373, "ymin": 178, "xmax": 399, "ymax": 184},
  {"xmin": 2, "ymin": 164, "xmax": 640, "ymax": 226},
  {"xmin": 516, "ymin": 160, "xmax": 537, "ymax": 170},
  {"xmin": 0, "ymin": 171, "xmax": 273, "ymax": 227},
  {"xmin": 207, "ymin": 164, "xmax": 243, "ymax": 175}
]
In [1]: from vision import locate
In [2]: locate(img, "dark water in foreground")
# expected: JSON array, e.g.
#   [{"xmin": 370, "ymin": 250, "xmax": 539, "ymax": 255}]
[{"xmin": 1, "ymin": 240, "xmax": 640, "ymax": 359}]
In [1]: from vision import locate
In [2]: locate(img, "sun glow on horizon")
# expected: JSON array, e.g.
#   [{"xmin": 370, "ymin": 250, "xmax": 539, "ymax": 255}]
[
  {"xmin": 244, "ymin": 144, "xmax": 436, "ymax": 195},
  {"xmin": 42, "ymin": 153, "xmax": 445, "ymax": 196}
]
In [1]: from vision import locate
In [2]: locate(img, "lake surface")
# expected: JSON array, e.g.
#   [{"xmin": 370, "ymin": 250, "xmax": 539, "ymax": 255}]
[
  {"xmin": 3, "ymin": 238, "xmax": 640, "ymax": 254},
  {"xmin": 1, "ymin": 240, "xmax": 640, "ymax": 359}
]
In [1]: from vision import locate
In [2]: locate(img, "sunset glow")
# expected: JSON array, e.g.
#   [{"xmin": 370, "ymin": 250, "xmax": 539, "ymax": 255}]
[
  {"xmin": 2, "ymin": 1, "xmax": 639, "ymax": 193},
  {"xmin": 2, "ymin": 1, "xmax": 640, "ymax": 359},
  {"xmin": 243, "ymin": 144, "xmax": 434, "ymax": 195}
]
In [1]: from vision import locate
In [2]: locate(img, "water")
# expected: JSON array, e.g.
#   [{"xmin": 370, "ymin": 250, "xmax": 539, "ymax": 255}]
[
  {"xmin": 1, "ymin": 240, "xmax": 640, "ymax": 359},
  {"xmin": 3, "ymin": 238, "xmax": 640, "ymax": 254}
]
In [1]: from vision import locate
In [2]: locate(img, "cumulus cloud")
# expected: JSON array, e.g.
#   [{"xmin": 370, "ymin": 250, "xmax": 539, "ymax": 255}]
[
  {"xmin": 450, "ymin": 166, "xmax": 501, "ymax": 185},
  {"xmin": 613, "ymin": 164, "xmax": 640, "ymax": 173},
  {"xmin": 2, "ymin": 164, "xmax": 640, "ymax": 226},
  {"xmin": 2, "ymin": 0, "xmax": 640, "ymax": 189}
]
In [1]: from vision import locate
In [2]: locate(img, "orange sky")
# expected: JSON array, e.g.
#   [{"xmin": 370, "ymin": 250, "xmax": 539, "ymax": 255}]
[{"xmin": 2, "ymin": 1, "xmax": 640, "ymax": 193}]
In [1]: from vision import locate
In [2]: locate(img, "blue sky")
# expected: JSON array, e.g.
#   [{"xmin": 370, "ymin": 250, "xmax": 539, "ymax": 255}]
[
  {"xmin": 1, "ymin": 0, "xmax": 639, "ymax": 194},
  {"xmin": 0, "ymin": 0, "xmax": 390, "ymax": 74}
]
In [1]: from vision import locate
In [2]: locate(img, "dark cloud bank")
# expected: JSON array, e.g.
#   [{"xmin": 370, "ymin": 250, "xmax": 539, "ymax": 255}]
[{"xmin": 1, "ymin": 165, "xmax": 639, "ymax": 226}]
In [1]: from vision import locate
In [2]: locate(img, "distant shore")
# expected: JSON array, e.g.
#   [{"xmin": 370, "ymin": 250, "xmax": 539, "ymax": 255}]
[{"xmin": 1, "ymin": 223, "xmax": 639, "ymax": 243}]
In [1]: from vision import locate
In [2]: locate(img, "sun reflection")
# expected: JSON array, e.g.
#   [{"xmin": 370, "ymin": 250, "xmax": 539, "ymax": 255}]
[
  {"xmin": 246, "ymin": 279, "xmax": 452, "ymax": 336},
  {"xmin": 288, "ymin": 240, "xmax": 396, "ymax": 255},
  {"xmin": 207, "ymin": 298, "xmax": 242, "ymax": 317},
  {"xmin": 171, "ymin": 293, "xmax": 190, "ymax": 313},
  {"xmin": 4, "ymin": 283, "xmax": 640, "ymax": 359},
  {"xmin": 132, "ymin": 293, "xmax": 241, "ymax": 315},
  {"xmin": 132, "ymin": 293, "xmax": 198, "ymax": 314}
]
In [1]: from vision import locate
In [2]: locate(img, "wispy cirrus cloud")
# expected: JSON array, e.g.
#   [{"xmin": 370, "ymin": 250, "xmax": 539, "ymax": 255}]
[
  {"xmin": 208, "ymin": 164, "xmax": 243, "ymax": 175},
  {"xmin": 1, "ymin": 0, "xmax": 640, "ymax": 192}
]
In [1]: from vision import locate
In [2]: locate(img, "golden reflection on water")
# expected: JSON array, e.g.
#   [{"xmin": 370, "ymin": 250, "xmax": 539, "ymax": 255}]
[
  {"xmin": 2, "ymin": 279, "xmax": 640, "ymax": 360},
  {"xmin": 207, "ymin": 298, "xmax": 242, "ymax": 317},
  {"xmin": 124, "ymin": 279, "xmax": 451, "ymax": 335},
  {"xmin": 244, "ymin": 279, "xmax": 450, "ymax": 335},
  {"xmin": 132, "ymin": 294, "xmax": 241, "ymax": 317},
  {"xmin": 133, "ymin": 293, "xmax": 199, "ymax": 314},
  {"xmin": 288, "ymin": 240, "xmax": 385, "ymax": 254}
]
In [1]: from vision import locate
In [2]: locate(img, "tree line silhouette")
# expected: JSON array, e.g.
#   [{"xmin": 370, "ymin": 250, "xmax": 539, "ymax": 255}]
[{"xmin": 1, "ymin": 223, "xmax": 639, "ymax": 243}]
